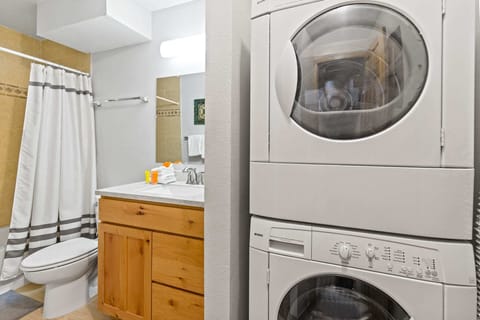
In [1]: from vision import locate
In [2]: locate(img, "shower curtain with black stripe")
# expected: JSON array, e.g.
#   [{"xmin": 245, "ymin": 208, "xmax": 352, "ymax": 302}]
[{"xmin": 1, "ymin": 63, "xmax": 97, "ymax": 280}]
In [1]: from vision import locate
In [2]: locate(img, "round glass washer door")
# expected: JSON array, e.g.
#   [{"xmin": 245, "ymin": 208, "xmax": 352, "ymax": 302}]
[
  {"xmin": 290, "ymin": 4, "xmax": 428, "ymax": 140},
  {"xmin": 278, "ymin": 275, "xmax": 410, "ymax": 320}
]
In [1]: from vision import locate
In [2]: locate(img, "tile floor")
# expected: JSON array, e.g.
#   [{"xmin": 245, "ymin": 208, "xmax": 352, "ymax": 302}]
[{"xmin": 15, "ymin": 284, "xmax": 112, "ymax": 320}]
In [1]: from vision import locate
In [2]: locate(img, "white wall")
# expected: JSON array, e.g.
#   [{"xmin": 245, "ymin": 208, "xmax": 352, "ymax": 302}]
[
  {"xmin": 92, "ymin": 0, "xmax": 205, "ymax": 188},
  {"xmin": 0, "ymin": 0, "xmax": 37, "ymax": 36},
  {"xmin": 93, "ymin": 0, "xmax": 252, "ymax": 317},
  {"xmin": 204, "ymin": 0, "xmax": 251, "ymax": 318},
  {"xmin": 181, "ymin": 73, "xmax": 205, "ymax": 163}
]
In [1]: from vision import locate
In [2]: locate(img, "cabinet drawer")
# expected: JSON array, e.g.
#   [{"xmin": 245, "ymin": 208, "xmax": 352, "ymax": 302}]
[
  {"xmin": 152, "ymin": 284, "xmax": 203, "ymax": 320},
  {"xmin": 99, "ymin": 198, "xmax": 204, "ymax": 238},
  {"xmin": 152, "ymin": 232, "xmax": 204, "ymax": 294}
]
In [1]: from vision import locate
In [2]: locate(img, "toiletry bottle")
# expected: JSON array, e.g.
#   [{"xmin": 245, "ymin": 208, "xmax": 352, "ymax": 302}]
[
  {"xmin": 145, "ymin": 170, "xmax": 151, "ymax": 184},
  {"xmin": 151, "ymin": 170, "xmax": 158, "ymax": 184}
]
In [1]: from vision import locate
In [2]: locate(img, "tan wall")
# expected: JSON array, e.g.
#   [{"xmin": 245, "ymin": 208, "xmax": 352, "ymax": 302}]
[
  {"xmin": 0, "ymin": 25, "xmax": 91, "ymax": 227},
  {"xmin": 156, "ymin": 77, "xmax": 182, "ymax": 163}
]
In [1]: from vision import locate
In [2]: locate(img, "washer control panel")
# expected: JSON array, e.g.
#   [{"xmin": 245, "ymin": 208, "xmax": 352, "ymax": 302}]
[{"xmin": 313, "ymin": 231, "xmax": 442, "ymax": 282}]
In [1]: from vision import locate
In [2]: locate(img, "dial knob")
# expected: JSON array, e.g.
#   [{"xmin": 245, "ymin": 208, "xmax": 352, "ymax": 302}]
[
  {"xmin": 365, "ymin": 246, "xmax": 376, "ymax": 260},
  {"xmin": 338, "ymin": 244, "xmax": 352, "ymax": 261}
]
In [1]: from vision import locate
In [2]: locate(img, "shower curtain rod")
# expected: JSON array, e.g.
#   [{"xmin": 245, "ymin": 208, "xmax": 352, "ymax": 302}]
[{"xmin": 0, "ymin": 46, "xmax": 90, "ymax": 76}]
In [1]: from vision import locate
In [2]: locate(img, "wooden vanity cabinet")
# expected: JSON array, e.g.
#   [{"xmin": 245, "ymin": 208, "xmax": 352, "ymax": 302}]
[
  {"xmin": 98, "ymin": 223, "xmax": 152, "ymax": 320},
  {"xmin": 98, "ymin": 197, "xmax": 204, "ymax": 320}
]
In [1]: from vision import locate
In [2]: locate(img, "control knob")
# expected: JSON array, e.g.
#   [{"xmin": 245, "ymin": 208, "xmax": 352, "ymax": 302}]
[
  {"xmin": 365, "ymin": 246, "xmax": 376, "ymax": 260},
  {"xmin": 338, "ymin": 244, "xmax": 352, "ymax": 261},
  {"xmin": 416, "ymin": 268, "xmax": 423, "ymax": 277}
]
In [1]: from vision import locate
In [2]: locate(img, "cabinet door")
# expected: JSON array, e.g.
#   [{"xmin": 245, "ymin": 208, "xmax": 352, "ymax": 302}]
[{"xmin": 98, "ymin": 223, "xmax": 152, "ymax": 320}]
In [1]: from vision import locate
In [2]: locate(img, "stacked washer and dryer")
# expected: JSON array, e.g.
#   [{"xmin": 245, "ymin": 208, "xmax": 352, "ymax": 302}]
[{"xmin": 249, "ymin": 0, "xmax": 479, "ymax": 319}]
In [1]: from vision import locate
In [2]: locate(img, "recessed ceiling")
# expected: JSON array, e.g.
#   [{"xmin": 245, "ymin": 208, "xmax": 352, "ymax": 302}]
[
  {"xmin": 0, "ymin": 0, "xmax": 194, "ymax": 37},
  {"xmin": 133, "ymin": 0, "xmax": 194, "ymax": 11}
]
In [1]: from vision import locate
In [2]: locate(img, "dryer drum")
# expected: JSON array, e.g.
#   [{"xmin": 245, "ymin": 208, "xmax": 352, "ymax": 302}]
[
  {"xmin": 289, "ymin": 4, "xmax": 428, "ymax": 140},
  {"xmin": 277, "ymin": 275, "xmax": 409, "ymax": 320}
]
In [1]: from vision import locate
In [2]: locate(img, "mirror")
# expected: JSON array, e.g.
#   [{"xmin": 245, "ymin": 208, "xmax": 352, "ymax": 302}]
[{"xmin": 156, "ymin": 73, "xmax": 205, "ymax": 164}]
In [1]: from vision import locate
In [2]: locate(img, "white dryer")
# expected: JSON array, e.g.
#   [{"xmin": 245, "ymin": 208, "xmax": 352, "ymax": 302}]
[
  {"xmin": 249, "ymin": 217, "xmax": 477, "ymax": 320},
  {"xmin": 250, "ymin": 0, "xmax": 478, "ymax": 239}
]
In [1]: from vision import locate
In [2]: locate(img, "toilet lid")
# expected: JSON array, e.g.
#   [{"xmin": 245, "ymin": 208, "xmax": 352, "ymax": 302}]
[{"xmin": 21, "ymin": 238, "xmax": 98, "ymax": 271}]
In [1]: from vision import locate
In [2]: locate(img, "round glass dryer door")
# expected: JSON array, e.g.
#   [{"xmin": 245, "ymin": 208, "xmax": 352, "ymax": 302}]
[
  {"xmin": 291, "ymin": 4, "xmax": 428, "ymax": 140},
  {"xmin": 278, "ymin": 275, "xmax": 410, "ymax": 320}
]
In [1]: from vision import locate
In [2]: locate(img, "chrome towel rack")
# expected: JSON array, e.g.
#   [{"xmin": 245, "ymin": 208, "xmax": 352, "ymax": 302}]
[{"xmin": 93, "ymin": 96, "xmax": 149, "ymax": 108}]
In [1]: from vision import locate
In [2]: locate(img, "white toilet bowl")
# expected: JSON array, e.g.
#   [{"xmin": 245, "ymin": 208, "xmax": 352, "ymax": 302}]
[{"xmin": 20, "ymin": 238, "xmax": 98, "ymax": 319}]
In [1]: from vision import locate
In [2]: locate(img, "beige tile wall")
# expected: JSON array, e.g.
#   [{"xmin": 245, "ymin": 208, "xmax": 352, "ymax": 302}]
[
  {"xmin": 0, "ymin": 25, "xmax": 91, "ymax": 227},
  {"xmin": 156, "ymin": 77, "xmax": 182, "ymax": 163}
]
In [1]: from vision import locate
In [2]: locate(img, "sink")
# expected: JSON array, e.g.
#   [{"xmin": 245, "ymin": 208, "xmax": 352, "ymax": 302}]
[{"xmin": 138, "ymin": 182, "xmax": 204, "ymax": 199}]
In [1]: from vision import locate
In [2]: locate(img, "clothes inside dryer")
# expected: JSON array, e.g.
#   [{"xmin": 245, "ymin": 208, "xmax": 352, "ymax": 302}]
[
  {"xmin": 278, "ymin": 275, "xmax": 409, "ymax": 320},
  {"xmin": 290, "ymin": 4, "xmax": 428, "ymax": 139}
]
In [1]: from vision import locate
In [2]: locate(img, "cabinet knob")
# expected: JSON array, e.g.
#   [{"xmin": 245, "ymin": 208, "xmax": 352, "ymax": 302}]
[{"xmin": 136, "ymin": 211, "xmax": 145, "ymax": 216}]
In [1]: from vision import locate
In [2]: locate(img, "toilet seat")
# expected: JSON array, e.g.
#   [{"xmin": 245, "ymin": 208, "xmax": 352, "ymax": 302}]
[{"xmin": 21, "ymin": 238, "xmax": 98, "ymax": 272}]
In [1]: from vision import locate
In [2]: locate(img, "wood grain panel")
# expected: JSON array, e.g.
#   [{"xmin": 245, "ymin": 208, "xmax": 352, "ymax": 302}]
[
  {"xmin": 152, "ymin": 233, "xmax": 204, "ymax": 294},
  {"xmin": 102, "ymin": 231, "xmax": 124, "ymax": 310},
  {"xmin": 99, "ymin": 198, "xmax": 204, "ymax": 238},
  {"xmin": 127, "ymin": 237, "xmax": 146, "ymax": 316},
  {"xmin": 152, "ymin": 284, "xmax": 203, "ymax": 320},
  {"xmin": 98, "ymin": 223, "xmax": 152, "ymax": 320}
]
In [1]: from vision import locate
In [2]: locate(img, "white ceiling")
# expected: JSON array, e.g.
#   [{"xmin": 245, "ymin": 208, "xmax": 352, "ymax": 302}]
[
  {"xmin": 0, "ymin": 0, "xmax": 38, "ymax": 36},
  {"xmin": 0, "ymin": 0, "xmax": 193, "ymax": 37},
  {"xmin": 133, "ymin": 0, "xmax": 194, "ymax": 11}
]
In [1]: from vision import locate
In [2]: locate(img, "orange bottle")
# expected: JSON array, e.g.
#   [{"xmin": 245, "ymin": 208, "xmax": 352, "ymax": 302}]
[{"xmin": 151, "ymin": 170, "xmax": 158, "ymax": 184}]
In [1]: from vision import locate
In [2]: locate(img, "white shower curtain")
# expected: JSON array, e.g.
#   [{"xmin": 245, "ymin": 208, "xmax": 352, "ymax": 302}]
[{"xmin": 1, "ymin": 63, "xmax": 97, "ymax": 280}]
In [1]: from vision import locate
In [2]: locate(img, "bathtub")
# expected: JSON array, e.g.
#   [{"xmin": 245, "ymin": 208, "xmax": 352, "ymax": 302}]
[{"xmin": 0, "ymin": 226, "xmax": 26, "ymax": 295}]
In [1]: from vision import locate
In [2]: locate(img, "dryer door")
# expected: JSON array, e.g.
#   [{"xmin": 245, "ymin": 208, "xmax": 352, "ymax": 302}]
[
  {"xmin": 269, "ymin": 254, "xmax": 444, "ymax": 320},
  {"xmin": 277, "ymin": 275, "xmax": 410, "ymax": 320},
  {"xmin": 270, "ymin": 0, "xmax": 442, "ymax": 167}
]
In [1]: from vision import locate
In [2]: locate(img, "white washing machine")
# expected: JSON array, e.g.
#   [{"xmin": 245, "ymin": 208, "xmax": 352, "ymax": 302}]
[
  {"xmin": 249, "ymin": 217, "xmax": 477, "ymax": 320},
  {"xmin": 249, "ymin": 0, "xmax": 478, "ymax": 239}
]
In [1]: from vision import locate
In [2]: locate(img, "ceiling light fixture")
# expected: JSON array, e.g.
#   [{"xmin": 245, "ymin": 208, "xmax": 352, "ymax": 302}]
[{"xmin": 159, "ymin": 33, "xmax": 205, "ymax": 58}]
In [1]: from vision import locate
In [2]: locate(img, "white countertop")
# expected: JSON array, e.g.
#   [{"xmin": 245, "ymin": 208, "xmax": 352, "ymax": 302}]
[{"xmin": 96, "ymin": 181, "xmax": 204, "ymax": 208}]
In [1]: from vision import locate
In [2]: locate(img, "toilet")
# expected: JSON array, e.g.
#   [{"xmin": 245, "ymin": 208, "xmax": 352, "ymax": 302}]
[{"xmin": 20, "ymin": 237, "xmax": 98, "ymax": 319}]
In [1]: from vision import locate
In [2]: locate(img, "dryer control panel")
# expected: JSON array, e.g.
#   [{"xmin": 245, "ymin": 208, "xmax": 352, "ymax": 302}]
[
  {"xmin": 309, "ymin": 226, "xmax": 475, "ymax": 286},
  {"xmin": 250, "ymin": 216, "xmax": 476, "ymax": 287},
  {"xmin": 312, "ymin": 231, "xmax": 441, "ymax": 282}
]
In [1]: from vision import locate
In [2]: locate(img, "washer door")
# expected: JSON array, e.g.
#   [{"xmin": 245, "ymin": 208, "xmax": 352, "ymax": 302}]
[
  {"xmin": 269, "ymin": 253, "xmax": 444, "ymax": 320},
  {"xmin": 288, "ymin": 4, "xmax": 427, "ymax": 140},
  {"xmin": 277, "ymin": 275, "xmax": 409, "ymax": 320},
  {"xmin": 269, "ymin": 0, "xmax": 442, "ymax": 167}
]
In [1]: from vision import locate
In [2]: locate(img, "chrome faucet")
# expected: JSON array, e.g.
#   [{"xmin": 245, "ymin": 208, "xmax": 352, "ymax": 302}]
[
  {"xmin": 183, "ymin": 167, "xmax": 205, "ymax": 185},
  {"xmin": 184, "ymin": 167, "xmax": 198, "ymax": 185},
  {"xmin": 197, "ymin": 172, "xmax": 205, "ymax": 185}
]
